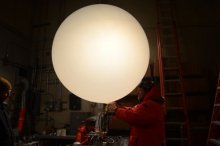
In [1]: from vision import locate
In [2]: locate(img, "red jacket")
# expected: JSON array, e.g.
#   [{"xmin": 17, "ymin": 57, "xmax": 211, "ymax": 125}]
[
  {"xmin": 75, "ymin": 125, "xmax": 98, "ymax": 145},
  {"xmin": 115, "ymin": 87, "xmax": 165, "ymax": 146}
]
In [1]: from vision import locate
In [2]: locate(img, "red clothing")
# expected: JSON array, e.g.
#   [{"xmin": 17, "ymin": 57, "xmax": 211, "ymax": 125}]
[
  {"xmin": 115, "ymin": 87, "xmax": 165, "ymax": 146},
  {"xmin": 75, "ymin": 125, "xmax": 98, "ymax": 145}
]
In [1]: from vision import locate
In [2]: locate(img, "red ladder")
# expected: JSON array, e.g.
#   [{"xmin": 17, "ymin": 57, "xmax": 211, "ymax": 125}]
[
  {"xmin": 156, "ymin": 0, "xmax": 191, "ymax": 145},
  {"xmin": 206, "ymin": 72, "xmax": 220, "ymax": 146}
]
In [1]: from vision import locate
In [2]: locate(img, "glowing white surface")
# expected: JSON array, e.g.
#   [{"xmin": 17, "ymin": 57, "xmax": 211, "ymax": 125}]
[{"xmin": 52, "ymin": 4, "xmax": 149, "ymax": 103}]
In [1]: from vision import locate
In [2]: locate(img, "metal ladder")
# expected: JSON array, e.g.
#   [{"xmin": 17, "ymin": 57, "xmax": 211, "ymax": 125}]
[
  {"xmin": 206, "ymin": 72, "xmax": 220, "ymax": 146},
  {"xmin": 156, "ymin": 0, "xmax": 191, "ymax": 145}
]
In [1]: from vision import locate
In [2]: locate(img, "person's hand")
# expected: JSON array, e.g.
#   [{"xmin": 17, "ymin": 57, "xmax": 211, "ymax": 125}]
[{"xmin": 108, "ymin": 102, "xmax": 118, "ymax": 112}]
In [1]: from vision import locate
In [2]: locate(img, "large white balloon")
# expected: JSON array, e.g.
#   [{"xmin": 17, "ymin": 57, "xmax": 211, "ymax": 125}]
[{"xmin": 52, "ymin": 4, "xmax": 149, "ymax": 103}]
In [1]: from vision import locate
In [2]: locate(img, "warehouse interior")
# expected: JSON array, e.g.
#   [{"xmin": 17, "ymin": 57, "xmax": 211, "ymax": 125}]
[{"xmin": 0, "ymin": 0, "xmax": 220, "ymax": 146}]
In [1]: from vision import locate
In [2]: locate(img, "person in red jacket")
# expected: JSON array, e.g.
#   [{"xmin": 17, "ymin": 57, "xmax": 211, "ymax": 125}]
[
  {"xmin": 75, "ymin": 117, "xmax": 98, "ymax": 145},
  {"xmin": 109, "ymin": 80, "xmax": 165, "ymax": 146}
]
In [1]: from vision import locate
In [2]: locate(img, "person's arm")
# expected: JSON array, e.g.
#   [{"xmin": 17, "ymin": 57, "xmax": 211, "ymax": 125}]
[
  {"xmin": 81, "ymin": 138, "xmax": 90, "ymax": 145},
  {"xmin": 114, "ymin": 102, "xmax": 132, "ymax": 110},
  {"xmin": 115, "ymin": 102, "xmax": 163, "ymax": 126},
  {"xmin": 108, "ymin": 102, "xmax": 132, "ymax": 112},
  {"xmin": 75, "ymin": 132, "xmax": 90, "ymax": 145},
  {"xmin": 75, "ymin": 132, "xmax": 83, "ymax": 143},
  {"xmin": 120, "ymin": 106, "xmax": 132, "ymax": 110}
]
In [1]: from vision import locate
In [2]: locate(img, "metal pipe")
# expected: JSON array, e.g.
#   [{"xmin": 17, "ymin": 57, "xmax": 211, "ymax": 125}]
[
  {"xmin": 17, "ymin": 78, "xmax": 29, "ymax": 133},
  {"xmin": 39, "ymin": 0, "xmax": 50, "ymax": 92},
  {"xmin": 21, "ymin": 78, "xmax": 29, "ymax": 108},
  {"xmin": 58, "ymin": 80, "xmax": 62, "ymax": 100},
  {"xmin": 46, "ymin": 67, "xmax": 54, "ymax": 96}
]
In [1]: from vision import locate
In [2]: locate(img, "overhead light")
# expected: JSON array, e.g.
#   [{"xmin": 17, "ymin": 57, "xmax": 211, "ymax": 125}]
[{"xmin": 52, "ymin": 4, "xmax": 149, "ymax": 103}]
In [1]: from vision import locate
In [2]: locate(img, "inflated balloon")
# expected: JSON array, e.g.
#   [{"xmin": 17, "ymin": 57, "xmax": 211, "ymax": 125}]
[{"xmin": 52, "ymin": 4, "xmax": 149, "ymax": 103}]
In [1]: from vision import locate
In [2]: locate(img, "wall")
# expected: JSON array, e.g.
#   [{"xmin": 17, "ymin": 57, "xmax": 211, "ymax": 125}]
[{"xmin": 173, "ymin": 0, "xmax": 220, "ymax": 63}]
